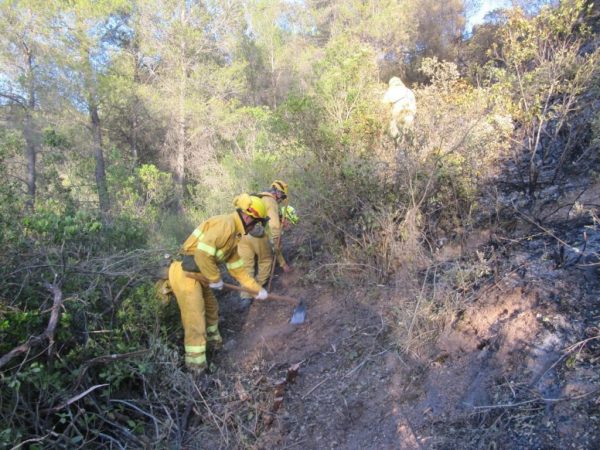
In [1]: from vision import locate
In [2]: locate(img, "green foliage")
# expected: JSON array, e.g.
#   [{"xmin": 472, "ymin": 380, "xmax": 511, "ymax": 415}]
[
  {"xmin": 19, "ymin": 205, "xmax": 145, "ymax": 254},
  {"xmin": 591, "ymin": 113, "xmax": 600, "ymax": 150},
  {"xmin": 318, "ymin": 55, "xmax": 517, "ymax": 281},
  {"xmin": 0, "ymin": 270, "xmax": 182, "ymax": 445},
  {"xmin": 419, "ymin": 57, "xmax": 460, "ymax": 88},
  {"xmin": 405, "ymin": 58, "xmax": 513, "ymax": 231},
  {"xmin": 0, "ymin": 310, "xmax": 45, "ymax": 354},
  {"xmin": 487, "ymin": 0, "xmax": 599, "ymax": 191},
  {"xmin": 496, "ymin": 1, "xmax": 593, "ymax": 118},
  {"xmin": 43, "ymin": 127, "xmax": 70, "ymax": 148},
  {"xmin": 117, "ymin": 284, "xmax": 165, "ymax": 345},
  {"xmin": 113, "ymin": 163, "xmax": 175, "ymax": 224},
  {"xmin": 23, "ymin": 208, "xmax": 102, "ymax": 241},
  {"xmin": 272, "ymin": 95, "xmax": 329, "ymax": 154},
  {"xmin": 314, "ymin": 36, "xmax": 380, "ymax": 152},
  {"xmin": 0, "ymin": 129, "xmax": 23, "ymax": 246}
]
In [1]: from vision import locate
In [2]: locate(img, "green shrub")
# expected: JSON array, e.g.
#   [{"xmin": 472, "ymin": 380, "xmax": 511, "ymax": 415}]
[{"xmin": 113, "ymin": 164, "xmax": 176, "ymax": 225}]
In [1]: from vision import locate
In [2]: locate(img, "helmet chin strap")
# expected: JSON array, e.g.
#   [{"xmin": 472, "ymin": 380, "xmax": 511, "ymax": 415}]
[{"xmin": 237, "ymin": 209, "xmax": 258, "ymax": 235}]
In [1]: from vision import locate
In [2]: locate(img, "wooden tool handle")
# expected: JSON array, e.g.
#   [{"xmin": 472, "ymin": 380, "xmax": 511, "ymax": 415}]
[
  {"xmin": 266, "ymin": 251, "xmax": 277, "ymax": 291},
  {"xmin": 184, "ymin": 272, "xmax": 297, "ymax": 304}
]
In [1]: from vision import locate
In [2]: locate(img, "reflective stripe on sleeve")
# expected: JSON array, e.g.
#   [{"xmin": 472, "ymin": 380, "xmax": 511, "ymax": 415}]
[
  {"xmin": 185, "ymin": 345, "xmax": 206, "ymax": 354},
  {"xmin": 226, "ymin": 259, "xmax": 245, "ymax": 270},
  {"xmin": 197, "ymin": 242, "xmax": 217, "ymax": 255},
  {"xmin": 206, "ymin": 324, "xmax": 219, "ymax": 333},
  {"xmin": 192, "ymin": 228, "xmax": 203, "ymax": 238},
  {"xmin": 185, "ymin": 354, "xmax": 207, "ymax": 365},
  {"xmin": 185, "ymin": 345, "xmax": 206, "ymax": 365},
  {"xmin": 197, "ymin": 242, "xmax": 225, "ymax": 261}
]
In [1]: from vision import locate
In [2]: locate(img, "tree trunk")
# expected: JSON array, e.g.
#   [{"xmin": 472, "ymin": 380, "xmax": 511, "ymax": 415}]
[
  {"xmin": 174, "ymin": 87, "xmax": 185, "ymax": 211},
  {"xmin": 270, "ymin": 37, "xmax": 277, "ymax": 109},
  {"xmin": 172, "ymin": 5, "xmax": 188, "ymax": 212},
  {"xmin": 131, "ymin": 105, "xmax": 139, "ymax": 163},
  {"xmin": 23, "ymin": 46, "xmax": 37, "ymax": 211},
  {"xmin": 82, "ymin": 44, "xmax": 110, "ymax": 216},
  {"xmin": 89, "ymin": 100, "xmax": 110, "ymax": 215},
  {"xmin": 130, "ymin": 36, "xmax": 141, "ymax": 164},
  {"xmin": 23, "ymin": 110, "xmax": 36, "ymax": 211}
]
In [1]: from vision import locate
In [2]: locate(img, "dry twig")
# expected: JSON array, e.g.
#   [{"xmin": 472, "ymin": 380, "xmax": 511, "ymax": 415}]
[
  {"xmin": 301, "ymin": 378, "xmax": 328, "ymax": 400},
  {"xmin": 46, "ymin": 384, "xmax": 109, "ymax": 413}
]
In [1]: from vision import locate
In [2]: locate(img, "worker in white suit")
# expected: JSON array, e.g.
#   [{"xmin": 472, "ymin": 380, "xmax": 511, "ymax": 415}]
[{"xmin": 382, "ymin": 76, "xmax": 417, "ymax": 138}]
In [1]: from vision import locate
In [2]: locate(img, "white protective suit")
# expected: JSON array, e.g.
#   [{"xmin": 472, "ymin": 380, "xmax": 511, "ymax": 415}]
[{"xmin": 382, "ymin": 77, "xmax": 417, "ymax": 138}]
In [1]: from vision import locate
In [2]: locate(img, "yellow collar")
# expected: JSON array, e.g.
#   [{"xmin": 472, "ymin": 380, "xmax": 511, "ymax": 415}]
[{"xmin": 231, "ymin": 211, "xmax": 245, "ymax": 235}]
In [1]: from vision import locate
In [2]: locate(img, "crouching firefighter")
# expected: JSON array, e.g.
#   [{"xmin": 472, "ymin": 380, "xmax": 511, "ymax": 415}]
[
  {"xmin": 237, "ymin": 180, "xmax": 293, "ymax": 302},
  {"xmin": 166, "ymin": 193, "xmax": 270, "ymax": 375}
]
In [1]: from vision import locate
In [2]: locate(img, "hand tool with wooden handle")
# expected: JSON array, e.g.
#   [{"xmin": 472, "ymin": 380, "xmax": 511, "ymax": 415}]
[{"xmin": 184, "ymin": 272, "xmax": 306, "ymax": 324}]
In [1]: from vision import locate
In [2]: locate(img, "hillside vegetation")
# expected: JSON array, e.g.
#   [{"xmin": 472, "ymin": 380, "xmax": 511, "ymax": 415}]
[{"xmin": 1, "ymin": 0, "xmax": 599, "ymax": 448}]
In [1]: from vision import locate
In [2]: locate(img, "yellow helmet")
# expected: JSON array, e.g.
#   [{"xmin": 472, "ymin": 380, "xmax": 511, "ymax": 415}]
[
  {"xmin": 233, "ymin": 193, "xmax": 268, "ymax": 221},
  {"xmin": 271, "ymin": 180, "xmax": 289, "ymax": 196}
]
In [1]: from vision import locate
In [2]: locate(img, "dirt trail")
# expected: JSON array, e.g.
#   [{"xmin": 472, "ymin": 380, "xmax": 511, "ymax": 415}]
[{"xmin": 208, "ymin": 182, "xmax": 600, "ymax": 449}]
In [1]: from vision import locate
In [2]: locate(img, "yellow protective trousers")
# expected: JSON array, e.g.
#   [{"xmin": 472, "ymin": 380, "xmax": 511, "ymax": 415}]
[
  {"xmin": 238, "ymin": 235, "xmax": 272, "ymax": 295},
  {"xmin": 168, "ymin": 261, "xmax": 220, "ymax": 369}
]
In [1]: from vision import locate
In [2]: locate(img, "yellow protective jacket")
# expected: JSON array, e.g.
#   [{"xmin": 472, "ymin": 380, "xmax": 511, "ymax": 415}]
[
  {"xmin": 259, "ymin": 191, "xmax": 287, "ymax": 267},
  {"xmin": 259, "ymin": 192, "xmax": 282, "ymax": 241},
  {"xmin": 180, "ymin": 212, "xmax": 262, "ymax": 292}
]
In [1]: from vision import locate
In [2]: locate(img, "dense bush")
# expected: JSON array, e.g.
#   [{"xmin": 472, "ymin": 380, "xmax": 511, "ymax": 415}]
[
  {"xmin": 0, "ymin": 157, "xmax": 182, "ymax": 445},
  {"xmin": 0, "ymin": 210, "xmax": 183, "ymax": 446}
]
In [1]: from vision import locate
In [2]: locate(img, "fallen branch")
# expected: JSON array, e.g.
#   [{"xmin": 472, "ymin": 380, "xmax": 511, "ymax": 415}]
[
  {"xmin": 110, "ymin": 399, "xmax": 161, "ymax": 440},
  {"xmin": 9, "ymin": 434, "xmax": 51, "ymax": 450},
  {"xmin": 46, "ymin": 384, "xmax": 109, "ymax": 413},
  {"xmin": 0, "ymin": 281, "xmax": 63, "ymax": 370},
  {"xmin": 408, "ymin": 266, "xmax": 431, "ymax": 342},
  {"xmin": 344, "ymin": 359, "xmax": 369, "ymax": 378},
  {"xmin": 473, "ymin": 388, "xmax": 600, "ymax": 410},
  {"xmin": 282, "ymin": 439, "xmax": 307, "ymax": 449},
  {"xmin": 73, "ymin": 349, "xmax": 149, "ymax": 389},
  {"xmin": 192, "ymin": 380, "xmax": 228, "ymax": 444},
  {"xmin": 538, "ymin": 335, "xmax": 600, "ymax": 383},
  {"xmin": 511, "ymin": 202, "xmax": 570, "ymax": 247}
]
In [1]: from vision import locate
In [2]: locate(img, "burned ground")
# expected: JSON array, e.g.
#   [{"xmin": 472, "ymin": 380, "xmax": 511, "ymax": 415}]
[{"xmin": 183, "ymin": 178, "xmax": 600, "ymax": 449}]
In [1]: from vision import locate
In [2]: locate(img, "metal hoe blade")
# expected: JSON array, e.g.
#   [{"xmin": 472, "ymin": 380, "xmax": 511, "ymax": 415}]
[{"xmin": 290, "ymin": 300, "xmax": 306, "ymax": 324}]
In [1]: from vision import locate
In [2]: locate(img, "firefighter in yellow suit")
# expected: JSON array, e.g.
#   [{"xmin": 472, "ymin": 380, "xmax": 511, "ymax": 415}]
[
  {"xmin": 167, "ymin": 194, "xmax": 269, "ymax": 374},
  {"xmin": 237, "ymin": 180, "xmax": 291, "ymax": 300}
]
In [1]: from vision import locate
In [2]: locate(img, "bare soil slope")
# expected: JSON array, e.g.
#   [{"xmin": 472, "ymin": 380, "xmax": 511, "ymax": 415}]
[{"xmin": 204, "ymin": 184, "xmax": 600, "ymax": 449}]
